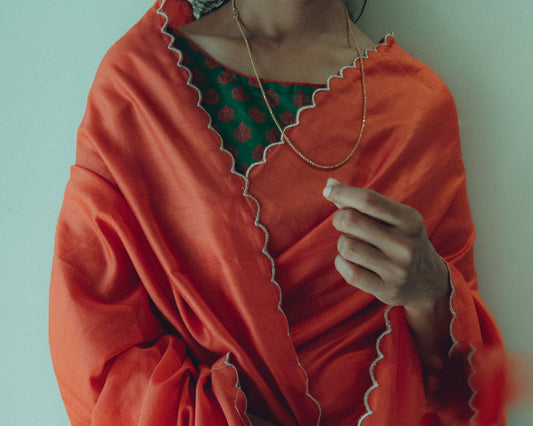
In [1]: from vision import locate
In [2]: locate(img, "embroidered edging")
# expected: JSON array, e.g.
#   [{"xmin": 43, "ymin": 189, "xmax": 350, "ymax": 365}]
[
  {"xmin": 211, "ymin": 353, "xmax": 252, "ymax": 426},
  {"xmin": 237, "ymin": 185, "xmax": 324, "ymax": 425},
  {"xmin": 357, "ymin": 304, "xmax": 394, "ymax": 426},
  {"xmin": 251, "ymin": 32, "xmax": 395, "ymax": 174},
  {"xmin": 467, "ymin": 345, "xmax": 478, "ymax": 425},
  {"xmin": 273, "ymin": 33, "xmax": 395, "ymax": 169},
  {"xmin": 447, "ymin": 262, "xmax": 479, "ymax": 425},
  {"xmin": 156, "ymin": 1, "xmax": 323, "ymax": 423},
  {"xmin": 156, "ymin": 9, "xmax": 478, "ymax": 422},
  {"xmin": 157, "ymin": 2, "xmax": 251, "ymax": 423}
]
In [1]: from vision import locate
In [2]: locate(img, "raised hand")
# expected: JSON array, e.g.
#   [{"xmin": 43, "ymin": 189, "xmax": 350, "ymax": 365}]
[{"xmin": 322, "ymin": 179, "xmax": 449, "ymax": 314}]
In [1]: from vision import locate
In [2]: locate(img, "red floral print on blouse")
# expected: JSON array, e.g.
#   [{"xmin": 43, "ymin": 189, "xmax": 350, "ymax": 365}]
[
  {"xmin": 249, "ymin": 107, "xmax": 266, "ymax": 123},
  {"xmin": 235, "ymin": 122, "xmax": 252, "ymax": 143},
  {"xmin": 248, "ymin": 77, "xmax": 260, "ymax": 88},
  {"xmin": 279, "ymin": 110, "xmax": 295, "ymax": 127},
  {"xmin": 293, "ymin": 88, "xmax": 312, "ymax": 108},
  {"xmin": 203, "ymin": 88, "xmax": 220, "ymax": 106},
  {"xmin": 192, "ymin": 69, "xmax": 205, "ymax": 86},
  {"xmin": 232, "ymin": 86, "xmax": 249, "ymax": 102},
  {"xmin": 252, "ymin": 145, "xmax": 265, "ymax": 162},
  {"xmin": 217, "ymin": 106, "xmax": 235, "ymax": 123},
  {"xmin": 171, "ymin": 33, "xmax": 322, "ymax": 174},
  {"xmin": 204, "ymin": 57, "xmax": 218, "ymax": 69},
  {"xmin": 218, "ymin": 69, "xmax": 236, "ymax": 85},
  {"xmin": 263, "ymin": 89, "xmax": 280, "ymax": 108},
  {"xmin": 265, "ymin": 128, "xmax": 280, "ymax": 144}
]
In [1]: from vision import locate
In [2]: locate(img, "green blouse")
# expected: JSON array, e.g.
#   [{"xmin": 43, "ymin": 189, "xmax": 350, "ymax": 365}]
[{"xmin": 172, "ymin": 32, "xmax": 324, "ymax": 174}]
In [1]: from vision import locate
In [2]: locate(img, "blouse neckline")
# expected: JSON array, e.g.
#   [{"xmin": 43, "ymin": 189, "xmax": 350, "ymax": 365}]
[
  {"xmin": 171, "ymin": 29, "xmax": 330, "ymax": 87},
  {"xmin": 158, "ymin": 1, "xmax": 398, "ymax": 179}
]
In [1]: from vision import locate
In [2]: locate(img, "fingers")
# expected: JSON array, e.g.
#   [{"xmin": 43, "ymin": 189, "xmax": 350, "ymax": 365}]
[
  {"xmin": 334, "ymin": 255, "xmax": 383, "ymax": 296},
  {"xmin": 333, "ymin": 207, "xmax": 392, "ymax": 253},
  {"xmin": 323, "ymin": 179, "xmax": 409, "ymax": 226},
  {"xmin": 322, "ymin": 178, "xmax": 343, "ymax": 208},
  {"xmin": 337, "ymin": 234, "xmax": 389, "ymax": 277},
  {"xmin": 337, "ymin": 232, "xmax": 412, "ymax": 280},
  {"xmin": 335, "ymin": 249, "xmax": 415, "ymax": 307},
  {"xmin": 324, "ymin": 179, "xmax": 445, "ymax": 308},
  {"xmin": 332, "ymin": 207, "xmax": 416, "ymax": 266},
  {"xmin": 324, "ymin": 179, "xmax": 427, "ymax": 258}
]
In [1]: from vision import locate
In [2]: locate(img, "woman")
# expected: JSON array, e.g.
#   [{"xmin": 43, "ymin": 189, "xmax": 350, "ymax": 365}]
[{"xmin": 49, "ymin": 0, "xmax": 508, "ymax": 424}]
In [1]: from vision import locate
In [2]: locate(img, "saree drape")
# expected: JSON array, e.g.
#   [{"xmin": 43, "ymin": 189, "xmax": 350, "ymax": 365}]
[{"xmin": 49, "ymin": 1, "xmax": 507, "ymax": 424}]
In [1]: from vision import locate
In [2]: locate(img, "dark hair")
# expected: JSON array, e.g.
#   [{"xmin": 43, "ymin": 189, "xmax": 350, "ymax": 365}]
[
  {"xmin": 341, "ymin": 0, "xmax": 368, "ymax": 23},
  {"xmin": 353, "ymin": 0, "xmax": 367, "ymax": 24}
]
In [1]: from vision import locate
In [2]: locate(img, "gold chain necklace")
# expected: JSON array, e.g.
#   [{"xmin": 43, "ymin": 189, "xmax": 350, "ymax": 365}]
[{"xmin": 231, "ymin": 0, "xmax": 367, "ymax": 170}]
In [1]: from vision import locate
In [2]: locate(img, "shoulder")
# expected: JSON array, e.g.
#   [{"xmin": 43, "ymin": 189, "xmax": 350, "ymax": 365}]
[
  {"xmin": 368, "ymin": 35, "xmax": 458, "ymax": 122},
  {"xmin": 79, "ymin": 3, "xmax": 199, "ymax": 152},
  {"xmin": 88, "ymin": 3, "xmax": 193, "ymax": 105},
  {"xmin": 95, "ymin": 4, "xmax": 173, "ymax": 79},
  {"xmin": 384, "ymin": 36, "xmax": 454, "ymax": 99}
]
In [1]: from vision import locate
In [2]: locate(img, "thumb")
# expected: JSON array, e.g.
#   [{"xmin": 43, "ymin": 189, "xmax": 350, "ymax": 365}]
[{"xmin": 322, "ymin": 178, "xmax": 344, "ymax": 209}]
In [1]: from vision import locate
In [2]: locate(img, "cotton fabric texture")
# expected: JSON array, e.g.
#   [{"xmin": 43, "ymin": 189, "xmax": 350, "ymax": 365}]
[{"xmin": 49, "ymin": 0, "xmax": 508, "ymax": 424}]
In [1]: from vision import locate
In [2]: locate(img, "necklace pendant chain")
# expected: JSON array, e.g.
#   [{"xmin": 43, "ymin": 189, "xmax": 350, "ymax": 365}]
[
  {"xmin": 231, "ymin": 0, "xmax": 367, "ymax": 170},
  {"xmin": 231, "ymin": 2, "xmax": 240, "ymax": 20}
]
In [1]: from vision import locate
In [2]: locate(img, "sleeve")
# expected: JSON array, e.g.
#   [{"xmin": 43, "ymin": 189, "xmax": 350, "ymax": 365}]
[
  {"xmin": 423, "ymin": 179, "xmax": 509, "ymax": 425},
  {"xmin": 421, "ymin": 99, "xmax": 510, "ymax": 425},
  {"xmin": 49, "ymin": 161, "xmax": 250, "ymax": 425}
]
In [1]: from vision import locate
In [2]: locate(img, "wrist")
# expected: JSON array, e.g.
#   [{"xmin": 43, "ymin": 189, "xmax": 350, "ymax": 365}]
[{"xmin": 405, "ymin": 257, "xmax": 450, "ymax": 318}]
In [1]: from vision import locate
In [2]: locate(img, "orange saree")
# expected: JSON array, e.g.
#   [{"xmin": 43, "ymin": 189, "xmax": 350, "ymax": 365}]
[{"xmin": 49, "ymin": 1, "xmax": 507, "ymax": 424}]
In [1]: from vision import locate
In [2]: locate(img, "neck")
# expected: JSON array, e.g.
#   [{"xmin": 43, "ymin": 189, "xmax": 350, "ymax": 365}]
[{"xmin": 232, "ymin": 0, "xmax": 348, "ymax": 41}]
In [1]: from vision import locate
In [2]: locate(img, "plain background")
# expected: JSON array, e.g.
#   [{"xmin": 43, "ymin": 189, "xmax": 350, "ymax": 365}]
[{"xmin": 1, "ymin": 0, "xmax": 531, "ymax": 424}]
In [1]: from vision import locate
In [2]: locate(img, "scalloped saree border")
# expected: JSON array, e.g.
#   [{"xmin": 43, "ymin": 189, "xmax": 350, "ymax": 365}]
[
  {"xmin": 155, "ymin": 3, "xmax": 480, "ymax": 422},
  {"xmin": 448, "ymin": 268, "xmax": 479, "ymax": 425},
  {"xmin": 156, "ymin": 0, "xmax": 324, "ymax": 423},
  {"xmin": 358, "ymin": 267, "xmax": 479, "ymax": 425},
  {"xmin": 281, "ymin": 33, "xmax": 394, "ymax": 148},
  {"xmin": 211, "ymin": 353, "xmax": 252, "ymax": 425},
  {"xmin": 357, "ymin": 305, "xmax": 393, "ymax": 425},
  {"xmin": 258, "ymin": 33, "xmax": 395, "ymax": 172},
  {"xmin": 156, "ymin": 2, "xmax": 401, "ymax": 424}
]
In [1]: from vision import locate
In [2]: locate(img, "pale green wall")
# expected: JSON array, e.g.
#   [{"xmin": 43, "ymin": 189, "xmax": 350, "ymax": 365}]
[
  {"xmin": 1, "ymin": 0, "xmax": 531, "ymax": 424},
  {"xmin": 0, "ymin": 1, "xmax": 152, "ymax": 424}
]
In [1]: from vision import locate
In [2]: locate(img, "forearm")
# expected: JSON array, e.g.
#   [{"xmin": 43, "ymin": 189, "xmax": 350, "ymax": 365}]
[{"xmin": 404, "ymin": 283, "xmax": 452, "ymax": 390}]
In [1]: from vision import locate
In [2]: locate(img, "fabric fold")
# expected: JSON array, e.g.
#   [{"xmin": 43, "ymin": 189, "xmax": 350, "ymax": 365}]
[{"xmin": 49, "ymin": 1, "xmax": 509, "ymax": 424}]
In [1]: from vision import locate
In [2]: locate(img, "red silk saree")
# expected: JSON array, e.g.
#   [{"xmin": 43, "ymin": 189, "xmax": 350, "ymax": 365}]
[{"xmin": 49, "ymin": 1, "xmax": 507, "ymax": 424}]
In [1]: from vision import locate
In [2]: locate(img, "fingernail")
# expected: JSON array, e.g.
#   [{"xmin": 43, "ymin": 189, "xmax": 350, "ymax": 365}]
[{"xmin": 323, "ymin": 178, "xmax": 340, "ymax": 198}]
